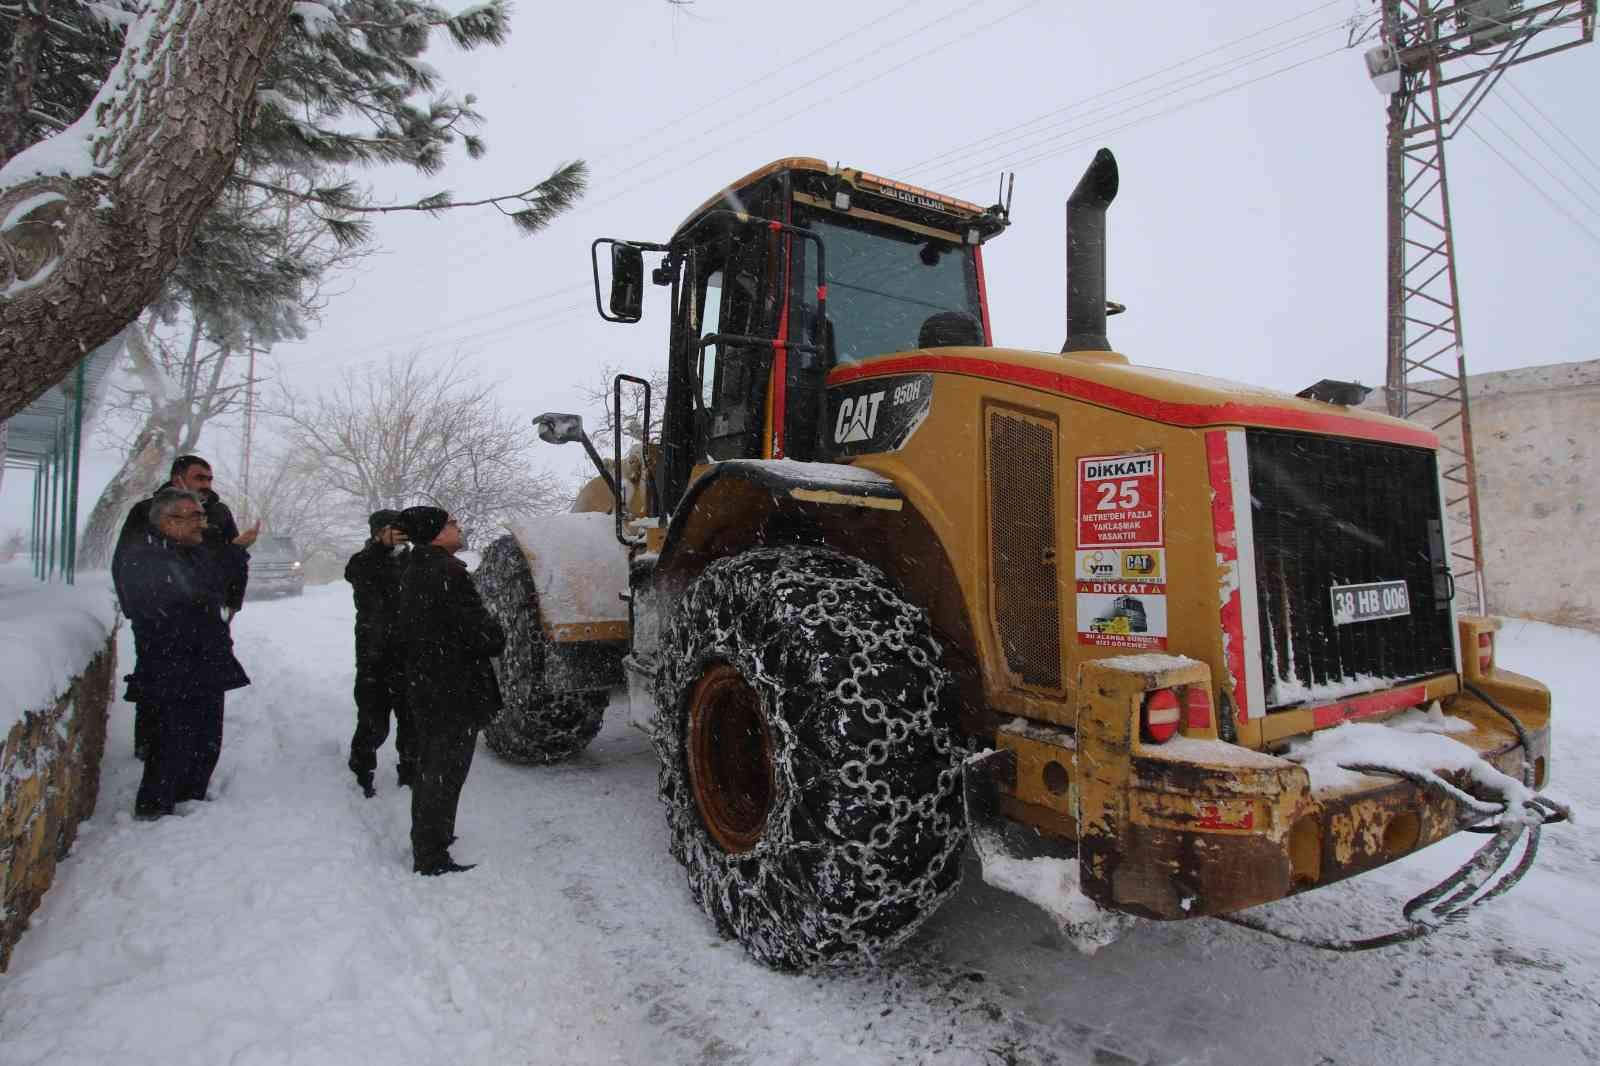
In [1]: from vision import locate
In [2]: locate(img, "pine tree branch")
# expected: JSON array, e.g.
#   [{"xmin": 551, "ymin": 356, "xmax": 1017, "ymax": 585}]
[
  {"xmin": 231, "ymin": 159, "xmax": 586, "ymax": 234},
  {"xmin": 0, "ymin": 0, "xmax": 52, "ymax": 164}
]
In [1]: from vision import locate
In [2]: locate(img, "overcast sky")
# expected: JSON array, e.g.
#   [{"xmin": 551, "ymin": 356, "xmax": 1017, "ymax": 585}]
[{"xmin": 4, "ymin": 0, "xmax": 1596, "ymax": 532}]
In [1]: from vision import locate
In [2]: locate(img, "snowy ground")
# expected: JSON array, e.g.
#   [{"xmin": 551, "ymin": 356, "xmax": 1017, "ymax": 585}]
[{"xmin": 2, "ymin": 587, "xmax": 1597, "ymax": 1066}]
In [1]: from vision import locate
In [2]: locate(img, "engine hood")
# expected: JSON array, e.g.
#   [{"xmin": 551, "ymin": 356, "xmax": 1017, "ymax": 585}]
[{"xmin": 826, "ymin": 346, "xmax": 1435, "ymax": 450}]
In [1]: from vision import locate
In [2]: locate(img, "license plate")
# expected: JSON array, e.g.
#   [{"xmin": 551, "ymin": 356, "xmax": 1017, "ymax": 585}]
[{"xmin": 1330, "ymin": 580, "xmax": 1411, "ymax": 626}]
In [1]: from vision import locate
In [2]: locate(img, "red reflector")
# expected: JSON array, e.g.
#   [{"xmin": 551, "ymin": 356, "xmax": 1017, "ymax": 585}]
[
  {"xmin": 1143, "ymin": 689, "xmax": 1181, "ymax": 743},
  {"xmin": 1183, "ymin": 686, "xmax": 1213, "ymax": 730},
  {"xmin": 1477, "ymin": 632, "xmax": 1493, "ymax": 674}
]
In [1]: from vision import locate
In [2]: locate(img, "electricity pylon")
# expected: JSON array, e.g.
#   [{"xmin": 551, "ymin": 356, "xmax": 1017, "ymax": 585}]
[{"xmin": 1366, "ymin": 0, "xmax": 1593, "ymax": 613}]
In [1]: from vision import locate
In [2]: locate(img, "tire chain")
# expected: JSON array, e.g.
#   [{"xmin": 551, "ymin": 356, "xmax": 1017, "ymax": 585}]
[
  {"xmin": 477, "ymin": 535, "xmax": 606, "ymax": 764},
  {"xmin": 654, "ymin": 546, "xmax": 968, "ymax": 969}
]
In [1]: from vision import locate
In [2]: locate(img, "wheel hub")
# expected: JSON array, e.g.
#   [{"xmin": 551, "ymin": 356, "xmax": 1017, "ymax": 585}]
[{"xmin": 687, "ymin": 663, "xmax": 774, "ymax": 854}]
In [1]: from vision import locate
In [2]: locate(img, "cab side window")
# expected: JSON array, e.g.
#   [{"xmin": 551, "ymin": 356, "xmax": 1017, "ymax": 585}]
[{"xmin": 697, "ymin": 268, "xmax": 724, "ymax": 411}]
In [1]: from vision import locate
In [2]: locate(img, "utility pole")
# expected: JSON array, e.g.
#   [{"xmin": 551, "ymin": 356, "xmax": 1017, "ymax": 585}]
[
  {"xmin": 1367, "ymin": 0, "xmax": 1593, "ymax": 614},
  {"xmin": 241, "ymin": 337, "xmax": 262, "ymax": 522}
]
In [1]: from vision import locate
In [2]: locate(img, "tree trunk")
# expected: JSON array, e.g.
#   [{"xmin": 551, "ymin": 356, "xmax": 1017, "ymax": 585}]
[
  {"xmin": 0, "ymin": 0, "xmax": 296, "ymax": 422},
  {"xmin": 75, "ymin": 420, "xmax": 171, "ymax": 569}
]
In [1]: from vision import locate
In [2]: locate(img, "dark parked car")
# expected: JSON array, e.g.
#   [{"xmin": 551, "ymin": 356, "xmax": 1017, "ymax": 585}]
[{"xmin": 247, "ymin": 535, "xmax": 306, "ymax": 598}]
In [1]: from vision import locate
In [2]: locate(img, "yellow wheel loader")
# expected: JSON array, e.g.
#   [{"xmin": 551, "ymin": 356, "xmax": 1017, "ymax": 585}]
[{"xmin": 477, "ymin": 150, "xmax": 1565, "ymax": 970}]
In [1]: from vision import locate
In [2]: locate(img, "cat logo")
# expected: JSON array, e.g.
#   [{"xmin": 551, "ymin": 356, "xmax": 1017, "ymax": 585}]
[{"xmin": 834, "ymin": 390, "xmax": 885, "ymax": 444}]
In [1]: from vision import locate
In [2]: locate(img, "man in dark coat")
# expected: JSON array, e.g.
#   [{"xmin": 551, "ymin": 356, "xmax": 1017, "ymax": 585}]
[
  {"xmin": 113, "ymin": 454, "xmax": 259, "ymax": 761},
  {"xmin": 394, "ymin": 506, "xmax": 505, "ymax": 876},
  {"xmin": 119, "ymin": 489, "xmax": 251, "ymax": 819},
  {"xmin": 345, "ymin": 509, "xmax": 415, "ymax": 797}
]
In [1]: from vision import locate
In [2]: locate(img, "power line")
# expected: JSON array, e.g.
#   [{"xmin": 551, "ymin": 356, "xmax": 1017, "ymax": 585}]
[
  {"xmin": 1465, "ymin": 119, "xmax": 1600, "ymax": 248},
  {"xmin": 329, "ymin": 4, "xmax": 1350, "ymax": 340},
  {"xmin": 285, "ymin": 8, "xmax": 1364, "ymax": 370},
  {"xmin": 344, "ymin": 0, "xmax": 995, "ymax": 303},
  {"xmin": 1490, "ymin": 91, "xmax": 1600, "ymax": 202},
  {"xmin": 1505, "ymin": 81, "xmax": 1600, "ymax": 179},
  {"xmin": 911, "ymin": 23, "xmax": 1346, "ymax": 190},
  {"xmin": 928, "ymin": 42, "xmax": 1347, "ymax": 194},
  {"xmin": 585, "ymin": 0, "xmax": 930, "ymax": 172},
  {"xmin": 897, "ymin": 0, "xmax": 1348, "ymax": 177},
  {"xmin": 307, "ymin": 0, "xmax": 1039, "ymax": 323},
  {"xmin": 318, "ymin": 282, "xmax": 593, "ymax": 364},
  {"xmin": 561, "ymin": 0, "xmax": 1047, "ymax": 216}
]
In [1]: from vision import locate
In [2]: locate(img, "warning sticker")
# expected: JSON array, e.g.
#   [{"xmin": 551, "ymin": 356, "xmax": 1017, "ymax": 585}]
[
  {"xmin": 1075, "ymin": 549, "xmax": 1165, "ymax": 585},
  {"xmin": 1077, "ymin": 590, "xmax": 1169, "ymax": 650},
  {"xmin": 1077, "ymin": 452, "xmax": 1163, "ymax": 549}
]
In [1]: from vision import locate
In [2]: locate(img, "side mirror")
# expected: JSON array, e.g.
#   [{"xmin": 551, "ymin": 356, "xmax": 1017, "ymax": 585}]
[
  {"xmin": 609, "ymin": 244, "xmax": 644, "ymax": 321},
  {"xmin": 533, "ymin": 412, "xmax": 586, "ymax": 445},
  {"xmin": 591, "ymin": 236, "xmax": 668, "ymax": 324}
]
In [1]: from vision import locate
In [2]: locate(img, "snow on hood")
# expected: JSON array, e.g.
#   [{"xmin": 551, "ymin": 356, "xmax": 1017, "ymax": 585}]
[{"xmin": 506, "ymin": 513, "xmax": 628, "ymax": 626}]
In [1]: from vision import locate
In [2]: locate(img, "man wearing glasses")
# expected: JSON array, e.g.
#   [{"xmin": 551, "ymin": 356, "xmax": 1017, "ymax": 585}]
[
  {"xmin": 113, "ymin": 453, "xmax": 260, "ymax": 761},
  {"xmin": 394, "ymin": 506, "xmax": 504, "ymax": 876},
  {"xmin": 119, "ymin": 489, "xmax": 251, "ymax": 820}
]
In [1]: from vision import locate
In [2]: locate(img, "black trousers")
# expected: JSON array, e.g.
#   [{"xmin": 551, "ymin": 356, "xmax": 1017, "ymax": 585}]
[
  {"xmin": 348, "ymin": 648, "xmax": 415, "ymax": 778},
  {"xmin": 134, "ymin": 702, "xmax": 155, "ymax": 757},
  {"xmin": 410, "ymin": 717, "xmax": 478, "ymax": 870},
  {"xmin": 135, "ymin": 691, "xmax": 225, "ymax": 816}
]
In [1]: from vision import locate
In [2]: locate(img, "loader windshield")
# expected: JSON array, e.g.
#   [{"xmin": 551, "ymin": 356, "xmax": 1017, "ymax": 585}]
[{"xmin": 790, "ymin": 208, "xmax": 984, "ymax": 367}]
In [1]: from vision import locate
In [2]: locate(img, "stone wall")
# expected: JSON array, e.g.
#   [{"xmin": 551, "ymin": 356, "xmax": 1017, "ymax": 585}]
[
  {"xmin": 0, "ymin": 631, "xmax": 116, "ymax": 971},
  {"xmin": 1367, "ymin": 358, "xmax": 1600, "ymax": 629}
]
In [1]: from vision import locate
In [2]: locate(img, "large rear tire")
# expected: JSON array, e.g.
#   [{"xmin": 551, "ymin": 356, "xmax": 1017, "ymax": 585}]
[
  {"xmin": 477, "ymin": 534, "xmax": 606, "ymax": 764},
  {"xmin": 654, "ymin": 546, "xmax": 966, "ymax": 971}
]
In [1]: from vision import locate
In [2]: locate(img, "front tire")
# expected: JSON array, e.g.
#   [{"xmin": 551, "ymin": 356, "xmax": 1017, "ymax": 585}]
[
  {"xmin": 654, "ymin": 546, "xmax": 966, "ymax": 971},
  {"xmin": 477, "ymin": 535, "xmax": 606, "ymax": 764}
]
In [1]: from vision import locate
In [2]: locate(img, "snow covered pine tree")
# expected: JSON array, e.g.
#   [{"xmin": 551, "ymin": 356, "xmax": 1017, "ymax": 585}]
[
  {"xmin": 0, "ymin": 0, "xmax": 297, "ymax": 421},
  {"xmin": 0, "ymin": 1, "xmax": 585, "ymax": 422}
]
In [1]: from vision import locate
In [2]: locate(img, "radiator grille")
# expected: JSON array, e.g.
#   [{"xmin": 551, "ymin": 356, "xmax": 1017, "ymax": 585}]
[
  {"xmin": 987, "ymin": 408, "xmax": 1062, "ymax": 691},
  {"xmin": 1246, "ymin": 429, "xmax": 1454, "ymax": 710}
]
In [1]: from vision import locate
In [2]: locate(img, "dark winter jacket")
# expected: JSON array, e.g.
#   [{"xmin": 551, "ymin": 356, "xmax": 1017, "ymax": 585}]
[
  {"xmin": 120, "ymin": 533, "xmax": 251, "ymax": 705},
  {"xmin": 345, "ymin": 540, "xmax": 408, "ymax": 663},
  {"xmin": 394, "ymin": 544, "xmax": 505, "ymax": 727},
  {"xmin": 113, "ymin": 486, "xmax": 248, "ymax": 610}
]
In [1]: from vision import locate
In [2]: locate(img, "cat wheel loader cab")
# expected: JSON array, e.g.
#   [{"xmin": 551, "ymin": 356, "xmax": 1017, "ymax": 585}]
[{"xmin": 486, "ymin": 151, "xmax": 1564, "ymax": 971}]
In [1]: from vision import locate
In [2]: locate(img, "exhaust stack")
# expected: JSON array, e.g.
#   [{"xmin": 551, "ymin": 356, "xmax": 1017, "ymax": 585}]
[{"xmin": 1063, "ymin": 148, "xmax": 1119, "ymax": 353}]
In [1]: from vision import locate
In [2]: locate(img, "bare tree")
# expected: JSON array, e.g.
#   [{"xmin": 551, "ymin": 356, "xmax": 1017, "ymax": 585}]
[
  {"xmin": 219, "ymin": 447, "xmax": 364, "ymax": 577},
  {"xmin": 271, "ymin": 352, "xmax": 568, "ymax": 546},
  {"xmin": 573, "ymin": 362, "xmax": 670, "ymax": 453}
]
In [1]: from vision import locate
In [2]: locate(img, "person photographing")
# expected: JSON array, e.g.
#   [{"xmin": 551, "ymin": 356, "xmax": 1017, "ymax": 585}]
[{"xmin": 345, "ymin": 510, "xmax": 414, "ymax": 797}]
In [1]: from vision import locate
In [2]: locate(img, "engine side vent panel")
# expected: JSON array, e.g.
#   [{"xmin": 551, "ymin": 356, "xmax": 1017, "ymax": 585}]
[{"xmin": 986, "ymin": 407, "xmax": 1063, "ymax": 692}]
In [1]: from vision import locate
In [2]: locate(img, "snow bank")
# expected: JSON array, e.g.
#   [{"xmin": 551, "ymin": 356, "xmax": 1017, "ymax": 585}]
[{"xmin": 0, "ymin": 565, "xmax": 119, "ymax": 734}]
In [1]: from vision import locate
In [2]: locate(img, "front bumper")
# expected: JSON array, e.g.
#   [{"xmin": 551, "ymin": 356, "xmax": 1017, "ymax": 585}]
[{"xmin": 972, "ymin": 661, "xmax": 1552, "ymax": 921}]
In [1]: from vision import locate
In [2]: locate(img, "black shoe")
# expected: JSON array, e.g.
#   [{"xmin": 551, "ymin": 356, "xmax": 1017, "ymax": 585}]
[
  {"xmin": 415, "ymin": 860, "xmax": 476, "ymax": 877},
  {"xmin": 355, "ymin": 772, "xmax": 375, "ymax": 798},
  {"xmin": 133, "ymin": 807, "xmax": 171, "ymax": 822}
]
